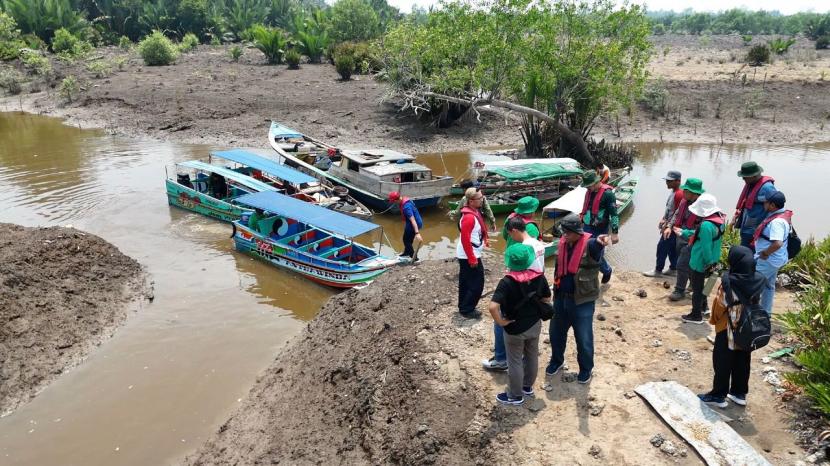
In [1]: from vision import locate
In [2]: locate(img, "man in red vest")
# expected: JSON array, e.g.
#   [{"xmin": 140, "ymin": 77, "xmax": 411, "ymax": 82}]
[
  {"xmin": 644, "ymin": 170, "xmax": 684, "ymax": 277},
  {"xmin": 666, "ymin": 178, "xmax": 704, "ymax": 302},
  {"xmin": 753, "ymin": 190, "xmax": 792, "ymax": 315},
  {"xmin": 456, "ymin": 188, "xmax": 489, "ymax": 319},
  {"xmin": 579, "ymin": 170, "xmax": 618, "ymax": 284},
  {"xmin": 733, "ymin": 161, "xmax": 775, "ymax": 250}
]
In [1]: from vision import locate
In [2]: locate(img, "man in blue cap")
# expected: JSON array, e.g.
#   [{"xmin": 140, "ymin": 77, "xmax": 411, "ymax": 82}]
[
  {"xmin": 733, "ymin": 161, "xmax": 775, "ymax": 250},
  {"xmin": 644, "ymin": 170, "xmax": 683, "ymax": 277},
  {"xmin": 752, "ymin": 190, "xmax": 792, "ymax": 315}
]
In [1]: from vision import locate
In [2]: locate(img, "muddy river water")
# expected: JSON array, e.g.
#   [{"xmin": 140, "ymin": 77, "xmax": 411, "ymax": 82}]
[{"xmin": 0, "ymin": 111, "xmax": 828, "ymax": 465}]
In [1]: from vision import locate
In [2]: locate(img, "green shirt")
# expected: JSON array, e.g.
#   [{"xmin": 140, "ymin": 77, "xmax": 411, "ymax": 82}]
[
  {"xmin": 683, "ymin": 221, "xmax": 723, "ymax": 273},
  {"xmin": 582, "ymin": 190, "xmax": 619, "ymax": 234},
  {"xmin": 502, "ymin": 217, "xmax": 540, "ymax": 248},
  {"xmin": 248, "ymin": 211, "xmax": 263, "ymax": 232}
]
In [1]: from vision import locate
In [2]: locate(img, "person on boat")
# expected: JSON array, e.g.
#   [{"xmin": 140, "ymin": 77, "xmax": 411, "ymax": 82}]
[
  {"xmin": 752, "ymin": 191, "xmax": 791, "ymax": 316},
  {"xmin": 698, "ymin": 245, "xmax": 765, "ymax": 409},
  {"xmin": 248, "ymin": 208, "xmax": 265, "ymax": 233},
  {"xmin": 644, "ymin": 170, "xmax": 684, "ymax": 277},
  {"xmin": 388, "ymin": 191, "xmax": 423, "ymax": 261},
  {"xmin": 209, "ymin": 173, "xmax": 229, "ymax": 199},
  {"xmin": 733, "ymin": 161, "xmax": 776, "ymax": 250},
  {"xmin": 595, "ymin": 161, "xmax": 611, "ymax": 184},
  {"xmin": 489, "ymin": 243, "xmax": 552, "ymax": 405},
  {"xmin": 667, "ymin": 178, "xmax": 705, "ymax": 302},
  {"xmin": 578, "ymin": 170, "xmax": 618, "ymax": 284},
  {"xmin": 546, "ymin": 213, "xmax": 610, "ymax": 384},
  {"xmin": 673, "ymin": 193, "xmax": 725, "ymax": 324},
  {"xmin": 456, "ymin": 188, "xmax": 489, "ymax": 319},
  {"xmin": 177, "ymin": 173, "xmax": 194, "ymax": 189},
  {"xmin": 448, "ymin": 181, "xmax": 496, "ymax": 231},
  {"xmin": 482, "ymin": 216, "xmax": 545, "ymax": 372},
  {"xmin": 501, "ymin": 196, "xmax": 540, "ymax": 248}
]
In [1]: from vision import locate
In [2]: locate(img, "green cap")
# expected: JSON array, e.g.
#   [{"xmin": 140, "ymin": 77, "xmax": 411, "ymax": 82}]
[
  {"xmin": 504, "ymin": 243, "xmax": 535, "ymax": 271},
  {"xmin": 680, "ymin": 178, "xmax": 704, "ymax": 195},
  {"xmin": 513, "ymin": 196, "xmax": 539, "ymax": 215},
  {"xmin": 737, "ymin": 161, "xmax": 763, "ymax": 178},
  {"xmin": 581, "ymin": 170, "xmax": 600, "ymax": 187}
]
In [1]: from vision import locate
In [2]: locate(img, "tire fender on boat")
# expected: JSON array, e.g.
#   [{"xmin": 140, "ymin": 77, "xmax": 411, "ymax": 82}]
[{"xmin": 230, "ymin": 222, "xmax": 237, "ymax": 238}]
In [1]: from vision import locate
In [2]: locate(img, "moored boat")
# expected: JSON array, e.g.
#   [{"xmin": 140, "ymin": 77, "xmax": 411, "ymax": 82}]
[
  {"xmin": 268, "ymin": 121, "xmax": 453, "ymax": 212},
  {"xmin": 231, "ymin": 191, "xmax": 400, "ymax": 288}
]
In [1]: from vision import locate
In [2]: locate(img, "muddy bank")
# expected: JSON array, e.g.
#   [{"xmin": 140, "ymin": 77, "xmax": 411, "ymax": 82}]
[
  {"xmin": 188, "ymin": 258, "xmax": 812, "ymax": 465},
  {"xmin": 2, "ymin": 36, "xmax": 829, "ymax": 153},
  {"xmin": 0, "ymin": 224, "xmax": 147, "ymax": 416}
]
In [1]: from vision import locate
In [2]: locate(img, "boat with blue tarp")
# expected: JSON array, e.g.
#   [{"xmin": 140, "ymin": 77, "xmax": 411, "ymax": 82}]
[{"xmin": 231, "ymin": 191, "xmax": 400, "ymax": 288}]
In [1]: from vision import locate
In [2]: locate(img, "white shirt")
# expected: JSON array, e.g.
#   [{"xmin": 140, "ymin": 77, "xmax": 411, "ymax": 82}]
[
  {"xmin": 523, "ymin": 236, "xmax": 545, "ymax": 273},
  {"xmin": 456, "ymin": 213, "xmax": 485, "ymax": 260}
]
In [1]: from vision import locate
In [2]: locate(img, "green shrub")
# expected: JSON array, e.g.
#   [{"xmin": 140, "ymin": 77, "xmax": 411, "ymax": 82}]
[
  {"xmin": 176, "ymin": 0, "xmax": 209, "ymax": 37},
  {"xmin": 85, "ymin": 60, "xmax": 112, "ymax": 78},
  {"xmin": 0, "ymin": 12, "xmax": 25, "ymax": 60},
  {"xmin": 113, "ymin": 55, "xmax": 127, "ymax": 71},
  {"xmin": 817, "ymin": 36, "xmax": 830, "ymax": 50},
  {"xmin": 746, "ymin": 44, "xmax": 771, "ymax": 66},
  {"xmin": 229, "ymin": 45, "xmax": 242, "ymax": 62},
  {"xmin": 118, "ymin": 35, "xmax": 132, "ymax": 50},
  {"xmin": 640, "ymin": 77, "xmax": 668, "ymax": 117},
  {"xmin": 0, "ymin": 68, "xmax": 23, "ymax": 94},
  {"xmin": 51, "ymin": 27, "xmax": 91, "ymax": 56},
  {"xmin": 332, "ymin": 41, "xmax": 380, "ymax": 74},
  {"xmin": 209, "ymin": 35, "xmax": 221, "ymax": 46},
  {"xmin": 20, "ymin": 49, "xmax": 51, "ymax": 75},
  {"xmin": 651, "ymin": 23, "xmax": 665, "ymax": 35},
  {"xmin": 295, "ymin": 30, "xmax": 329, "ymax": 64},
  {"xmin": 180, "ymin": 32, "xmax": 199, "ymax": 52},
  {"xmin": 741, "ymin": 34, "xmax": 752, "ymax": 46},
  {"xmin": 285, "ymin": 49, "xmax": 300, "ymax": 69},
  {"xmin": 328, "ymin": 0, "xmax": 380, "ymax": 43},
  {"xmin": 0, "ymin": 0, "xmax": 87, "ymax": 43},
  {"xmin": 250, "ymin": 24, "xmax": 288, "ymax": 64},
  {"xmin": 768, "ymin": 37, "xmax": 796, "ymax": 55},
  {"xmin": 137, "ymin": 30, "xmax": 178, "ymax": 66},
  {"xmin": 335, "ymin": 54, "xmax": 353, "ymax": 80},
  {"xmin": 59, "ymin": 75, "xmax": 79, "ymax": 102}
]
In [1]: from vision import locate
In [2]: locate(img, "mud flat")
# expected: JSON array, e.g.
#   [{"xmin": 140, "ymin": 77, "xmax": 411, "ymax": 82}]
[
  {"xmin": 0, "ymin": 223, "xmax": 147, "ymax": 416},
  {"xmin": 187, "ymin": 258, "xmax": 811, "ymax": 465}
]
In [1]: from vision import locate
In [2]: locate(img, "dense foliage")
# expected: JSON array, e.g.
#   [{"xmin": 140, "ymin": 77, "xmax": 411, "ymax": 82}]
[
  {"xmin": 0, "ymin": 11, "xmax": 24, "ymax": 60},
  {"xmin": 648, "ymin": 9, "xmax": 830, "ymax": 38},
  {"xmin": 137, "ymin": 30, "xmax": 178, "ymax": 65}
]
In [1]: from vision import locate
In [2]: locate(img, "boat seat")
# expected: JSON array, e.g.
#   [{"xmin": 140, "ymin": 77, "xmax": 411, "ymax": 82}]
[
  {"xmin": 298, "ymin": 236, "xmax": 334, "ymax": 252},
  {"xmin": 320, "ymin": 244, "xmax": 351, "ymax": 259},
  {"xmin": 193, "ymin": 181, "xmax": 208, "ymax": 193},
  {"xmin": 277, "ymin": 228, "xmax": 314, "ymax": 246}
]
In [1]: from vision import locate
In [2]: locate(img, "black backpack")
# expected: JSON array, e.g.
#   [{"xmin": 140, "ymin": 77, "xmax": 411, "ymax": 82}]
[
  {"xmin": 759, "ymin": 211, "xmax": 802, "ymax": 259},
  {"xmin": 728, "ymin": 302, "xmax": 771, "ymax": 352},
  {"xmin": 506, "ymin": 276, "xmax": 554, "ymax": 321}
]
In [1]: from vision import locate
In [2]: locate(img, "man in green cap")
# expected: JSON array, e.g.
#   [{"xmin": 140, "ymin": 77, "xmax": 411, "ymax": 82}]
[
  {"xmin": 579, "ymin": 170, "xmax": 618, "ymax": 284},
  {"xmin": 666, "ymin": 178, "xmax": 705, "ymax": 301},
  {"xmin": 733, "ymin": 161, "xmax": 775, "ymax": 250},
  {"xmin": 501, "ymin": 196, "xmax": 540, "ymax": 247}
]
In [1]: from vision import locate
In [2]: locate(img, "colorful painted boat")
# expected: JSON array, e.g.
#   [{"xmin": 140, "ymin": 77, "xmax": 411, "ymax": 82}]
[
  {"xmin": 268, "ymin": 121, "xmax": 453, "ymax": 212},
  {"xmin": 210, "ymin": 148, "xmax": 373, "ymax": 219},
  {"xmin": 540, "ymin": 177, "xmax": 639, "ymax": 257},
  {"xmin": 231, "ymin": 191, "xmax": 400, "ymax": 288},
  {"xmin": 166, "ymin": 160, "xmax": 278, "ymax": 222}
]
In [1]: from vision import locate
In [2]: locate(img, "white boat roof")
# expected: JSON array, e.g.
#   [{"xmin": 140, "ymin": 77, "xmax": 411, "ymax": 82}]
[
  {"xmin": 542, "ymin": 186, "xmax": 587, "ymax": 213},
  {"xmin": 361, "ymin": 161, "xmax": 432, "ymax": 176},
  {"xmin": 340, "ymin": 148, "xmax": 415, "ymax": 165},
  {"xmin": 483, "ymin": 157, "xmax": 581, "ymax": 170}
]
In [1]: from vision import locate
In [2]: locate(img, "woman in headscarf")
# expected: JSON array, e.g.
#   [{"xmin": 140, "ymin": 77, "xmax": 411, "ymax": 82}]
[{"xmin": 698, "ymin": 245, "xmax": 766, "ymax": 408}]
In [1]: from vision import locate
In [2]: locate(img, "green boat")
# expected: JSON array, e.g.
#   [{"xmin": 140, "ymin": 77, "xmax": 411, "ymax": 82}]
[{"xmin": 540, "ymin": 177, "xmax": 639, "ymax": 258}]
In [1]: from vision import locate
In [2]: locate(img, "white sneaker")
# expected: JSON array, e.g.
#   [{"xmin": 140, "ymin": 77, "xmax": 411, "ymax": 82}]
[
  {"xmin": 481, "ymin": 358, "xmax": 508, "ymax": 371},
  {"xmin": 643, "ymin": 269, "xmax": 662, "ymax": 277},
  {"xmin": 727, "ymin": 393, "xmax": 747, "ymax": 406}
]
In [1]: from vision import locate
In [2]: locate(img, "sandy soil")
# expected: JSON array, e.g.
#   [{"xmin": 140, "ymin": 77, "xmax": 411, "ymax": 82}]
[
  {"xmin": 0, "ymin": 223, "xmax": 148, "ymax": 416},
  {"xmin": 187, "ymin": 258, "xmax": 817, "ymax": 465},
  {"xmin": 1, "ymin": 34, "xmax": 828, "ymax": 152}
]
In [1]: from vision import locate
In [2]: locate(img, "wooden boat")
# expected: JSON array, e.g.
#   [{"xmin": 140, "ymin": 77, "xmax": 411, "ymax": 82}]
[
  {"xmin": 268, "ymin": 121, "xmax": 454, "ymax": 212},
  {"xmin": 540, "ymin": 177, "xmax": 640, "ymax": 257},
  {"xmin": 166, "ymin": 160, "xmax": 278, "ymax": 222},
  {"xmin": 210, "ymin": 148, "xmax": 373, "ymax": 220},
  {"xmin": 231, "ymin": 191, "xmax": 400, "ymax": 288}
]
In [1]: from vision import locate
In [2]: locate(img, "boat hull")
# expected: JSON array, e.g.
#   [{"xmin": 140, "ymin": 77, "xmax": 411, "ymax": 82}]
[{"xmin": 166, "ymin": 180, "xmax": 248, "ymax": 222}]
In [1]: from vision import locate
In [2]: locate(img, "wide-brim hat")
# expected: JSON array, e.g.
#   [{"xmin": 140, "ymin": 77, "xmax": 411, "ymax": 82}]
[
  {"xmin": 581, "ymin": 170, "xmax": 600, "ymax": 187},
  {"xmin": 559, "ymin": 212, "xmax": 584, "ymax": 234},
  {"xmin": 737, "ymin": 161, "xmax": 763, "ymax": 178},
  {"xmin": 689, "ymin": 193, "xmax": 721, "ymax": 217},
  {"xmin": 505, "ymin": 243, "xmax": 535, "ymax": 271},
  {"xmin": 680, "ymin": 178, "xmax": 704, "ymax": 195},
  {"xmin": 514, "ymin": 196, "xmax": 539, "ymax": 215}
]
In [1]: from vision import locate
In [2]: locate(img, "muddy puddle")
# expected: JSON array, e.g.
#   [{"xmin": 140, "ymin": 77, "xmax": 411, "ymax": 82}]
[{"xmin": 1, "ymin": 111, "xmax": 829, "ymax": 465}]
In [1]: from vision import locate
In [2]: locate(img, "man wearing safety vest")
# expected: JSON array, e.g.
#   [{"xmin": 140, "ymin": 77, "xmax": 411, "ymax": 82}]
[
  {"xmin": 501, "ymin": 196, "xmax": 540, "ymax": 247},
  {"xmin": 388, "ymin": 191, "xmax": 423, "ymax": 262},
  {"xmin": 753, "ymin": 190, "xmax": 791, "ymax": 316},
  {"xmin": 456, "ymin": 188, "xmax": 489, "ymax": 319},
  {"xmin": 733, "ymin": 161, "xmax": 776, "ymax": 250},
  {"xmin": 579, "ymin": 170, "xmax": 619, "ymax": 284},
  {"xmin": 667, "ymin": 178, "xmax": 705, "ymax": 302},
  {"xmin": 644, "ymin": 170, "xmax": 684, "ymax": 278},
  {"xmin": 547, "ymin": 213, "xmax": 611, "ymax": 384},
  {"xmin": 673, "ymin": 193, "xmax": 725, "ymax": 324}
]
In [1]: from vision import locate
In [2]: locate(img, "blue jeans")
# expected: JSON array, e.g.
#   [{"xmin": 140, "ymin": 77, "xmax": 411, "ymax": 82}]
[
  {"xmin": 550, "ymin": 296, "xmax": 595, "ymax": 377},
  {"xmin": 756, "ymin": 259, "xmax": 780, "ymax": 316},
  {"xmin": 493, "ymin": 323, "xmax": 506, "ymax": 362},
  {"xmin": 584, "ymin": 225, "xmax": 611, "ymax": 277},
  {"xmin": 656, "ymin": 233, "xmax": 678, "ymax": 272}
]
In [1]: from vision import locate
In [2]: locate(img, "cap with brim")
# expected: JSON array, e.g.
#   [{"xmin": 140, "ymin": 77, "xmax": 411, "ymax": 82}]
[
  {"xmin": 513, "ymin": 196, "xmax": 539, "ymax": 215},
  {"xmin": 504, "ymin": 243, "xmax": 535, "ymax": 271},
  {"xmin": 388, "ymin": 191, "xmax": 401, "ymax": 201},
  {"xmin": 737, "ymin": 161, "xmax": 763, "ymax": 178},
  {"xmin": 559, "ymin": 213, "xmax": 583, "ymax": 234},
  {"xmin": 663, "ymin": 170, "xmax": 681, "ymax": 181},
  {"xmin": 581, "ymin": 170, "xmax": 600, "ymax": 187},
  {"xmin": 688, "ymin": 193, "xmax": 721, "ymax": 217},
  {"xmin": 680, "ymin": 178, "xmax": 704, "ymax": 195},
  {"xmin": 767, "ymin": 190, "xmax": 786, "ymax": 208}
]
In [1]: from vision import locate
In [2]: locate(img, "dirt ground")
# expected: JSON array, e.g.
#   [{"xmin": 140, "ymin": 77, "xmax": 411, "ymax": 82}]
[
  {"xmin": 187, "ymin": 258, "xmax": 821, "ymax": 465},
  {"xmin": 1, "ymin": 34, "xmax": 828, "ymax": 152},
  {"xmin": 0, "ymin": 223, "xmax": 147, "ymax": 416}
]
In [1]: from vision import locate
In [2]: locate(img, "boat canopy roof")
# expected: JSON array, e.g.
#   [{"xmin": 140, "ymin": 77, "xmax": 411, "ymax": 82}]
[
  {"xmin": 270, "ymin": 121, "xmax": 305, "ymax": 140},
  {"xmin": 542, "ymin": 186, "xmax": 587, "ymax": 213},
  {"xmin": 178, "ymin": 160, "xmax": 277, "ymax": 192},
  {"xmin": 340, "ymin": 149, "xmax": 415, "ymax": 165},
  {"xmin": 211, "ymin": 149, "xmax": 317, "ymax": 185},
  {"xmin": 487, "ymin": 162, "xmax": 583, "ymax": 182},
  {"xmin": 235, "ymin": 191, "xmax": 379, "ymax": 237}
]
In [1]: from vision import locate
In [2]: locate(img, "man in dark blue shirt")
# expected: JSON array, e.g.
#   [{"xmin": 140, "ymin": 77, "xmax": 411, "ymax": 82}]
[{"xmin": 389, "ymin": 191, "xmax": 423, "ymax": 261}]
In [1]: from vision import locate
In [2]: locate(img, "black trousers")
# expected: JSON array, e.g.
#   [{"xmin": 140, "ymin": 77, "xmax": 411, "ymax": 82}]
[
  {"xmin": 689, "ymin": 269, "xmax": 707, "ymax": 318},
  {"xmin": 458, "ymin": 259, "xmax": 485, "ymax": 314},
  {"xmin": 401, "ymin": 228, "xmax": 416, "ymax": 257},
  {"xmin": 711, "ymin": 330, "xmax": 751, "ymax": 397}
]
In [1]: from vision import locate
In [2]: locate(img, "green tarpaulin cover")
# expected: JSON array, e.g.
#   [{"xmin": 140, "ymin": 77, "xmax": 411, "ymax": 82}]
[{"xmin": 487, "ymin": 163, "xmax": 582, "ymax": 182}]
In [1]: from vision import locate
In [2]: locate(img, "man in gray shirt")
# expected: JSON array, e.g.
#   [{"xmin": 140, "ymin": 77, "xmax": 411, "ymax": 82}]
[{"xmin": 644, "ymin": 170, "xmax": 683, "ymax": 277}]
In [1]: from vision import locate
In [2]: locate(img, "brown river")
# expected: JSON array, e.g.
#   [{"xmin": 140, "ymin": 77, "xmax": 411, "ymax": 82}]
[{"xmin": 0, "ymin": 111, "xmax": 828, "ymax": 465}]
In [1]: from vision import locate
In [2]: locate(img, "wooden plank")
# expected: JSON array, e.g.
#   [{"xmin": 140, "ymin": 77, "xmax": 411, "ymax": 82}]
[{"xmin": 635, "ymin": 381, "xmax": 772, "ymax": 466}]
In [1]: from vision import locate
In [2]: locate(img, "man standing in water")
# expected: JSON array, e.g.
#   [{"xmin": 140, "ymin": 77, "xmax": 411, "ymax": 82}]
[
  {"xmin": 579, "ymin": 171, "xmax": 618, "ymax": 284},
  {"xmin": 667, "ymin": 178, "xmax": 705, "ymax": 302},
  {"xmin": 733, "ymin": 161, "xmax": 775, "ymax": 250},
  {"xmin": 644, "ymin": 170, "xmax": 684, "ymax": 277},
  {"xmin": 388, "ymin": 191, "xmax": 423, "ymax": 262}
]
